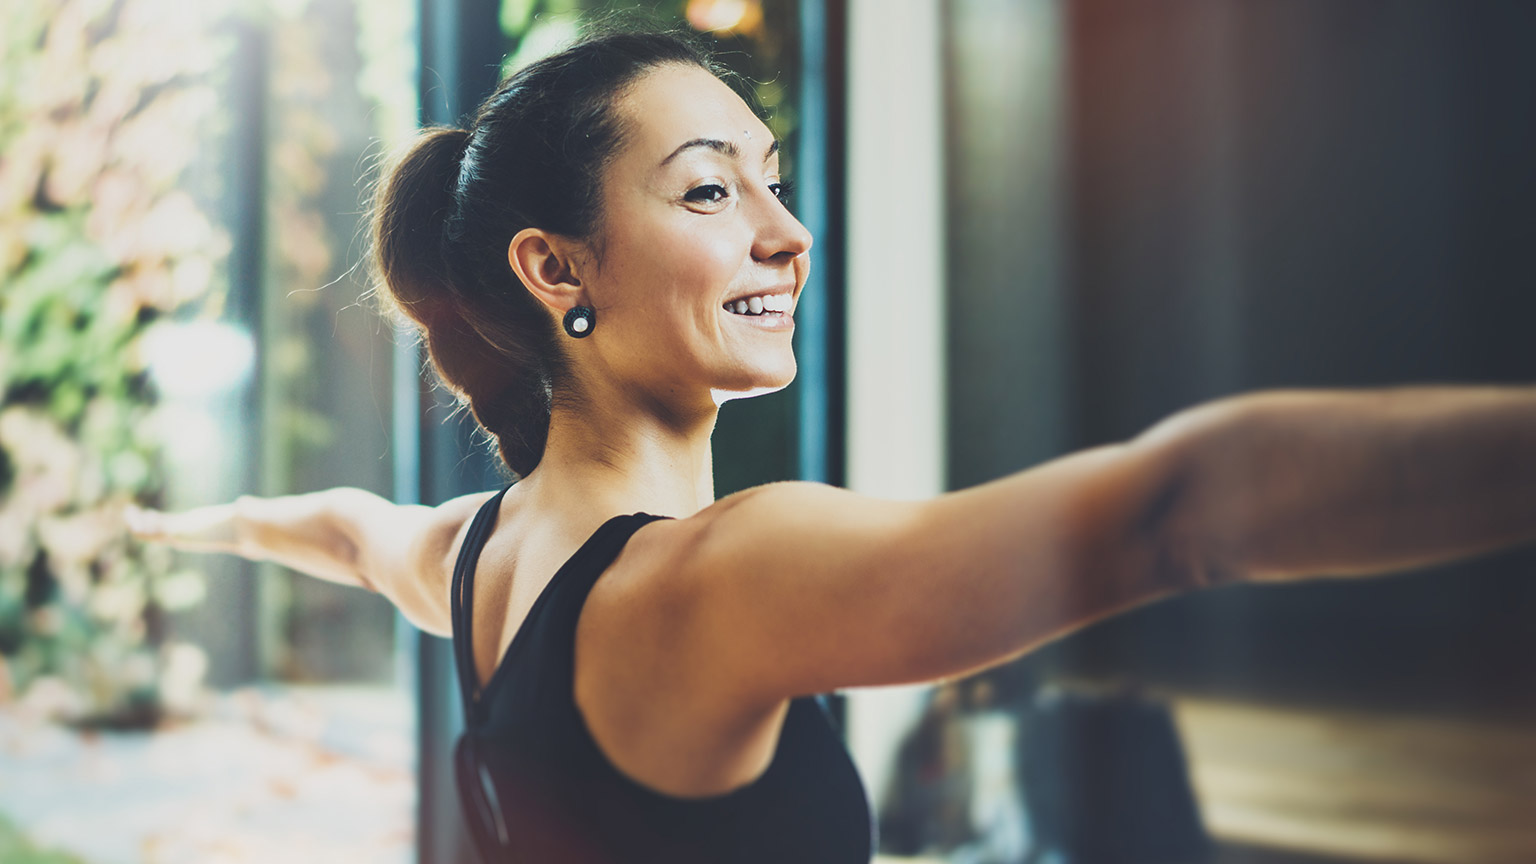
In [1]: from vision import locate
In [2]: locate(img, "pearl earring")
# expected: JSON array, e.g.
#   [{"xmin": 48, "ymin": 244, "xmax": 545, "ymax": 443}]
[{"xmin": 563, "ymin": 305, "xmax": 595, "ymax": 338}]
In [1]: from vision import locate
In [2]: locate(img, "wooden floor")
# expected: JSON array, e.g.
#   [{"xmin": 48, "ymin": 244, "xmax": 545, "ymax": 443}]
[
  {"xmin": 0, "ymin": 686, "xmax": 415, "ymax": 864},
  {"xmin": 1211, "ymin": 841, "xmax": 1420, "ymax": 864},
  {"xmin": 876, "ymin": 842, "xmax": 1406, "ymax": 864},
  {"xmin": 878, "ymin": 695, "xmax": 1536, "ymax": 864},
  {"xmin": 1174, "ymin": 698, "xmax": 1536, "ymax": 864}
]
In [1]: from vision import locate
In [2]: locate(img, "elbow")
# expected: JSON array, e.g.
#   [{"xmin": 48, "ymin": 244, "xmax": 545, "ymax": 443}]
[
  {"xmin": 316, "ymin": 488, "xmax": 373, "ymax": 583},
  {"xmin": 1131, "ymin": 397, "xmax": 1259, "ymax": 591}
]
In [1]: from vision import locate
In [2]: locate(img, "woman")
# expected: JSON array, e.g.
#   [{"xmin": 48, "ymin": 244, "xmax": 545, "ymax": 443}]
[{"xmin": 130, "ymin": 29, "xmax": 1536, "ymax": 863}]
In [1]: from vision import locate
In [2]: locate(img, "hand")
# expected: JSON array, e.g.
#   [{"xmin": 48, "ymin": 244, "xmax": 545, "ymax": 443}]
[{"xmin": 124, "ymin": 501, "xmax": 243, "ymax": 555}]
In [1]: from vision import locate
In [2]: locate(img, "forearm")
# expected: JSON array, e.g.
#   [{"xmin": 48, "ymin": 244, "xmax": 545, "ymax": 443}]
[
  {"xmin": 1156, "ymin": 385, "xmax": 1536, "ymax": 584},
  {"xmin": 132, "ymin": 488, "xmax": 399, "ymax": 591}
]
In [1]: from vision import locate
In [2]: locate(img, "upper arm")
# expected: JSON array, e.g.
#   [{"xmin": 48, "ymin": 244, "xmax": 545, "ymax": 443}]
[
  {"xmin": 324, "ymin": 488, "xmax": 495, "ymax": 638},
  {"xmin": 632, "ymin": 439, "xmax": 1194, "ymax": 709}
]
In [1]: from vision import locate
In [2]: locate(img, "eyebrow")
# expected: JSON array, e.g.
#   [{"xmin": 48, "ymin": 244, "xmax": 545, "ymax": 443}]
[{"xmin": 659, "ymin": 137, "xmax": 780, "ymax": 167}]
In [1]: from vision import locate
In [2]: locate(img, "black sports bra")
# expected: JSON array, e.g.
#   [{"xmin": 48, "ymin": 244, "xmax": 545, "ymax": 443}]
[{"xmin": 449, "ymin": 485, "xmax": 875, "ymax": 862}]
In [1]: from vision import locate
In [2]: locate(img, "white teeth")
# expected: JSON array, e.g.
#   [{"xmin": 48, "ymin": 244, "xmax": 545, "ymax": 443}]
[{"xmin": 724, "ymin": 292, "xmax": 792, "ymax": 315}]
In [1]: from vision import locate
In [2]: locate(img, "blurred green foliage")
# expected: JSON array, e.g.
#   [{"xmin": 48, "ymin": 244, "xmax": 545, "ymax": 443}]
[
  {"xmin": 0, "ymin": 0, "xmax": 227, "ymax": 724},
  {"xmin": 0, "ymin": 811, "xmax": 90, "ymax": 864}
]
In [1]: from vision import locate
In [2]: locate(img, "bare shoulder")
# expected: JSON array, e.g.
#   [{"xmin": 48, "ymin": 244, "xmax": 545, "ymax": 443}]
[
  {"xmin": 573, "ymin": 481, "xmax": 921, "ymax": 795},
  {"xmin": 592, "ymin": 480, "xmax": 922, "ymax": 623},
  {"xmin": 422, "ymin": 489, "xmax": 505, "ymax": 573},
  {"xmin": 582, "ymin": 479, "xmax": 926, "ymax": 664},
  {"xmin": 420, "ymin": 488, "xmax": 503, "ymax": 587},
  {"xmin": 382, "ymin": 488, "xmax": 502, "ymax": 636}
]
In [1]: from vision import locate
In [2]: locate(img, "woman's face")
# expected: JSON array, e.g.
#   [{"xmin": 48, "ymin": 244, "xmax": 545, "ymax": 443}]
[{"xmin": 577, "ymin": 63, "xmax": 812, "ymax": 412}]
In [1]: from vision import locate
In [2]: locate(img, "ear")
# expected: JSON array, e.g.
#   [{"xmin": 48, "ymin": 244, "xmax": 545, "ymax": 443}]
[{"xmin": 507, "ymin": 227, "xmax": 587, "ymax": 315}]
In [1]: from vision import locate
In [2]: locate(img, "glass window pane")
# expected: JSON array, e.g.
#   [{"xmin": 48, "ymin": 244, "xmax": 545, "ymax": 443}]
[{"xmin": 0, "ymin": 0, "xmax": 420, "ymax": 859}]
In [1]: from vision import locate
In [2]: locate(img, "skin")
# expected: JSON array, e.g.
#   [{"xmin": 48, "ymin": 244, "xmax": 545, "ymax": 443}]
[
  {"xmin": 505, "ymin": 63, "xmax": 811, "ymax": 525},
  {"xmin": 129, "ymin": 64, "xmax": 1536, "ymax": 800}
]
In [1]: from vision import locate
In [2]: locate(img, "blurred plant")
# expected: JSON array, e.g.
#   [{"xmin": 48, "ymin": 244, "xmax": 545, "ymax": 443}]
[
  {"xmin": 249, "ymin": 0, "xmax": 416, "ymax": 682},
  {"xmin": 0, "ymin": 811, "xmax": 90, "ymax": 864},
  {"xmin": 0, "ymin": 0, "xmax": 229, "ymax": 726},
  {"xmin": 258, "ymin": 1, "xmax": 345, "ymax": 482}
]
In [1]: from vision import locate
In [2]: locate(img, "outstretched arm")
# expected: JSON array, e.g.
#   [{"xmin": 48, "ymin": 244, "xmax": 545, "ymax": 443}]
[
  {"xmin": 1152, "ymin": 385, "xmax": 1536, "ymax": 584},
  {"xmin": 128, "ymin": 488, "xmax": 494, "ymax": 636},
  {"xmin": 597, "ymin": 385, "xmax": 1536, "ymax": 716}
]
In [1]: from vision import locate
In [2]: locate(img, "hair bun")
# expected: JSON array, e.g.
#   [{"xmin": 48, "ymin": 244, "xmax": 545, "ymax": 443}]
[{"xmin": 371, "ymin": 126, "xmax": 476, "ymax": 322}]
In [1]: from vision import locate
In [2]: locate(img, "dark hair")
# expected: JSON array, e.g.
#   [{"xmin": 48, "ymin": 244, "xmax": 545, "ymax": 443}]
[{"xmin": 371, "ymin": 30, "xmax": 723, "ymax": 478}]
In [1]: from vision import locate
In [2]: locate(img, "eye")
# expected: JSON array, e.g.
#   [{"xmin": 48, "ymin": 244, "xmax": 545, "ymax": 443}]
[
  {"xmin": 770, "ymin": 180, "xmax": 795, "ymax": 204},
  {"xmin": 684, "ymin": 183, "xmax": 729, "ymax": 204}
]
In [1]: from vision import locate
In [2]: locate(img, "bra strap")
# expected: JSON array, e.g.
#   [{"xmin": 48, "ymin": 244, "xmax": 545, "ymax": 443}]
[{"xmin": 450, "ymin": 484, "xmax": 514, "ymax": 724}]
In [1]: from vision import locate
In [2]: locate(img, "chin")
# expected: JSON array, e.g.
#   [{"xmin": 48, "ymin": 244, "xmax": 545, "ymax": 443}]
[
  {"xmin": 706, "ymin": 345, "xmax": 798, "ymax": 399},
  {"xmin": 711, "ymin": 382, "xmax": 789, "ymax": 406},
  {"xmin": 709, "ymin": 355, "xmax": 796, "ymax": 406}
]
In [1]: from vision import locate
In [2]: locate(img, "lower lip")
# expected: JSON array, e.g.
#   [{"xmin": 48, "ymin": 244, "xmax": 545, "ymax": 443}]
[{"xmin": 722, "ymin": 308, "xmax": 794, "ymax": 331}]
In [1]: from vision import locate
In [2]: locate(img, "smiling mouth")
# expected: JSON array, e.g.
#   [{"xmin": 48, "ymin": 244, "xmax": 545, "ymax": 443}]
[{"xmin": 721, "ymin": 291, "xmax": 794, "ymax": 317}]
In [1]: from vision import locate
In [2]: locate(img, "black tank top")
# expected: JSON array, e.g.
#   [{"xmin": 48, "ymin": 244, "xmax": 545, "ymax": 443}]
[{"xmin": 450, "ymin": 485, "xmax": 874, "ymax": 863}]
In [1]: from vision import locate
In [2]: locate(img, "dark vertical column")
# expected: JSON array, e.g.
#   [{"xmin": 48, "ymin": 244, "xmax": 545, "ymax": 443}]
[
  {"xmin": 796, "ymin": 0, "xmax": 848, "ymax": 489},
  {"xmin": 412, "ymin": 2, "xmax": 506, "ymax": 862},
  {"xmin": 943, "ymin": 0, "xmax": 1071, "ymax": 492},
  {"xmin": 796, "ymin": 0, "xmax": 849, "ymax": 731}
]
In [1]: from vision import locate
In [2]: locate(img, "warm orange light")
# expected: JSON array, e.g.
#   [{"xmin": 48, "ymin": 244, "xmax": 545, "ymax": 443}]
[{"xmin": 685, "ymin": 0, "xmax": 764, "ymax": 38}]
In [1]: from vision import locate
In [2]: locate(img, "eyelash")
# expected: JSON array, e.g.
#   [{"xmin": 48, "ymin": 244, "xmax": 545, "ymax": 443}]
[{"xmin": 684, "ymin": 181, "xmax": 795, "ymax": 206}]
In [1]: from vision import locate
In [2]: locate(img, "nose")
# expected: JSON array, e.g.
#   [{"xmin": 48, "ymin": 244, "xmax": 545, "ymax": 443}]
[{"xmin": 751, "ymin": 189, "xmax": 813, "ymax": 263}]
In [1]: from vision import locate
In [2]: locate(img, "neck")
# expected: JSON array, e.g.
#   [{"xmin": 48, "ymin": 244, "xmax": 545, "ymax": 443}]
[{"xmin": 519, "ymin": 377, "xmax": 719, "ymax": 521}]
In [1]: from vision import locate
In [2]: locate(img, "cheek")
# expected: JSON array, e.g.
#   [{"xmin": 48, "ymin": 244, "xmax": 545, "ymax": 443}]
[
  {"xmin": 593, "ymin": 197, "xmax": 752, "ymax": 342},
  {"xmin": 672, "ymin": 221, "xmax": 743, "ymax": 279},
  {"xmin": 619, "ymin": 221, "xmax": 744, "ymax": 302}
]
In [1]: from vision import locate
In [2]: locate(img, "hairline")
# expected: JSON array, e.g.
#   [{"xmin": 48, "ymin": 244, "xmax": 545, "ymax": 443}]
[{"xmin": 580, "ymin": 59, "xmax": 735, "ymax": 267}]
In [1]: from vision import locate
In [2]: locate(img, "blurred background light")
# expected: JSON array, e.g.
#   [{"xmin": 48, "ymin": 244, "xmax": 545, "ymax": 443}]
[
  {"xmin": 686, "ymin": 0, "xmax": 762, "ymax": 37},
  {"xmin": 142, "ymin": 320, "xmax": 256, "ymax": 399}
]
